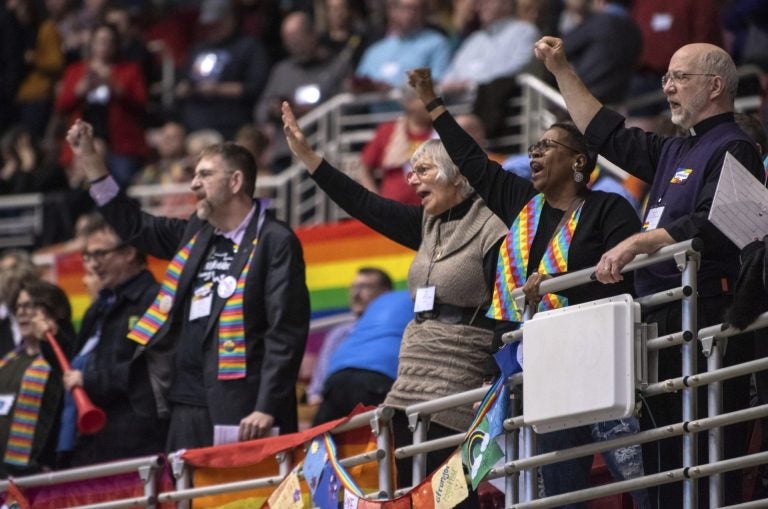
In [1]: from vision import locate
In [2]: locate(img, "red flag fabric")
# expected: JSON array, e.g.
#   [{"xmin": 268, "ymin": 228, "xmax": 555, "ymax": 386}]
[
  {"xmin": 3, "ymin": 480, "xmax": 31, "ymax": 509},
  {"xmin": 182, "ymin": 405, "xmax": 374, "ymax": 468}
]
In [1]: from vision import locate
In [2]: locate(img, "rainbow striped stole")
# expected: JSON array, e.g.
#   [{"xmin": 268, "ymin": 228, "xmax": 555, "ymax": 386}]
[
  {"xmin": 127, "ymin": 232, "xmax": 256, "ymax": 380},
  {"xmin": 216, "ymin": 240, "xmax": 257, "ymax": 380},
  {"xmin": 1, "ymin": 351, "xmax": 51, "ymax": 466},
  {"xmin": 127, "ymin": 234, "xmax": 198, "ymax": 346},
  {"xmin": 487, "ymin": 194, "xmax": 583, "ymax": 322}
]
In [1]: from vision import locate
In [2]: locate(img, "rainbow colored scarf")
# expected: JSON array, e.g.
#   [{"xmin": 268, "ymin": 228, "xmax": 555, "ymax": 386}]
[
  {"xmin": 1, "ymin": 350, "xmax": 52, "ymax": 466},
  {"xmin": 487, "ymin": 194, "xmax": 583, "ymax": 322},
  {"xmin": 128, "ymin": 233, "xmax": 256, "ymax": 380}
]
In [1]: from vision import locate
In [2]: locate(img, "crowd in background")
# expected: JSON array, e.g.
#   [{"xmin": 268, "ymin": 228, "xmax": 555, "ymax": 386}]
[
  {"xmin": 0, "ymin": 0, "xmax": 767, "ymax": 249},
  {"xmin": 1, "ymin": 0, "xmax": 768, "ymax": 487}
]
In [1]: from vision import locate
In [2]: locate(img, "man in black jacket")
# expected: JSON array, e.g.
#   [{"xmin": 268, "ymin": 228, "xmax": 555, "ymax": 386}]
[
  {"xmin": 66, "ymin": 119, "xmax": 310, "ymax": 450},
  {"xmin": 61, "ymin": 215, "xmax": 166, "ymax": 465}
]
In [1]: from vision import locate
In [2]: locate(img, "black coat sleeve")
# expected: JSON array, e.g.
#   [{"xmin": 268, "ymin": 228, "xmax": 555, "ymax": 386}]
[
  {"xmin": 98, "ymin": 192, "xmax": 189, "ymax": 260},
  {"xmin": 252, "ymin": 222, "xmax": 310, "ymax": 418},
  {"xmin": 312, "ymin": 160, "xmax": 423, "ymax": 250},
  {"xmin": 432, "ymin": 110, "xmax": 535, "ymax": 225}
]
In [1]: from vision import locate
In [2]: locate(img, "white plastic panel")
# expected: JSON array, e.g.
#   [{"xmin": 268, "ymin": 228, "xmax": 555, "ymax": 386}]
[{"xmin": 522, "ymin": 294, "xmax": 637, "ymax": 433}]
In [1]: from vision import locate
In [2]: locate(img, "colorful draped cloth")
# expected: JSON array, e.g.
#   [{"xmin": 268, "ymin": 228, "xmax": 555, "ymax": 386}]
[{"xmin": 487, "ymin": 194, "xmax": 583, "ymax": 322}]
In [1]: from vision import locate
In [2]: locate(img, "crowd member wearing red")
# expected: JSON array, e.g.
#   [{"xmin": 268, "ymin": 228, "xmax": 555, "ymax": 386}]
[
  {"xmin": 357, "ymin": 87, "xmax": 433, "ymax": 205},
  {"xmin": 55, "ymin": 22, "xmax": 148, "ymax": 187}
]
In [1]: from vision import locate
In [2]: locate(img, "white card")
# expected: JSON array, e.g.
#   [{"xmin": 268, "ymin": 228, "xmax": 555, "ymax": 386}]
[
  {"xmin": 414, "ymin": 286, "xmax": 436, "ymax": 313},
  {"xmin": 213, "ymin": 424, "xmax": 280, "ymax": 445},
  {"xmin": 643, "ymin": 206, "xmax": 665, "ymax": 231},
  {"xmin": 0, "ymin": 394, "xmax": 15, "ymax": 415},
  {"xmin": 189, "ymin": 293, "xmax": 212, "ymax": 321}
]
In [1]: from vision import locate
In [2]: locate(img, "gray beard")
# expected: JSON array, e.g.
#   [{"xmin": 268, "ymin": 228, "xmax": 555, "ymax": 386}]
[{"xmin": 196, "ymin": 200, "xmax": 212, "ymax": 220}]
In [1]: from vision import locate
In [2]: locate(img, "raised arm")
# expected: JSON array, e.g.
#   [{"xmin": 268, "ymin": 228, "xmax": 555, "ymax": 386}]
[
  {"xmin": 533, "ymin": 36, "xmax": 602, "ymax": 134},
  {"xmin": 281, "ymin": 101, "xmax": 322, "ymax": 173},
  {"xmin": 66, "ymin": 119, "xmax": 109, "ymax": 181}
]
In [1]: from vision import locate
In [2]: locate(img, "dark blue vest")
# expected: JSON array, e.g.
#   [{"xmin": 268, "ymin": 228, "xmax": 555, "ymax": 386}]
[{"xmin": 637, "ymin": 121, "xmax": 754, "ymax": 297}]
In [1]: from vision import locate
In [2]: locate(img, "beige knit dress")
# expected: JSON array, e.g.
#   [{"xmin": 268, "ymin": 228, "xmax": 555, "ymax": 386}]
[{"xmin": 383, "ymin": 197, "xmax": 507, "ymax": 431}]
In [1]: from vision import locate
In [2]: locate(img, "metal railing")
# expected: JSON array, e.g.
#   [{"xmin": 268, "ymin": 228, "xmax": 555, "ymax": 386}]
[{"xmin": 4, "ymin": 242, "xmax": 767, "ymax": 507}]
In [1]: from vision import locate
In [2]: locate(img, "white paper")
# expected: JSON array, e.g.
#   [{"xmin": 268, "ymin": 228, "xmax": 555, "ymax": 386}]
[
  {"xmin": 414, "ymin": 286, "xmax": 436, "ymax": 312},
  {"xmin": 189, "ymin": 293, "xmax": 212, "ymax": 321},
  {"xmin": 0, "ymin": 394, "xmax": 15, "ymax": 415},
  {"xmin": 213, "ymin": 425, "xmax": 280, "ymax": 445},
  {"xmin": 709, "ymin": 152, "xmax": 768, "ymax": 249}
]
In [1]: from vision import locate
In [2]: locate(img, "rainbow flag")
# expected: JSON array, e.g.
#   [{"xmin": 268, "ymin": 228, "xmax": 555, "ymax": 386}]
[
  {"xmin": 50, "ymin": 219, "xmax": 415, "ymax": 327},
  {"xmin": 183, "ymin": 406, "xmax": 381, "ymax": 508}
]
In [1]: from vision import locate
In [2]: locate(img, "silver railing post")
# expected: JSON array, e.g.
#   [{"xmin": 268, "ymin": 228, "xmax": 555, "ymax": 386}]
[
  {"xmin": 680, "ymin": 249, "xmax": 700, "ymax": 509},
  {"xmin": 171, "ymin": 451, "xmax": 191, "ymax": 509},
  {"xmin": 372, "ymin": 407, "xmax": 395, "ymax": 498},
  {"xmin": 409, "ymin": 412, "xmax": 429, "ymax": 486},
  {"xmin": 506, "ymin": 386, "xmax": 521, "ymax": 506},
  {"xmin": 702, "ymin": 332, "xmax": 724, "ymax": 508}
]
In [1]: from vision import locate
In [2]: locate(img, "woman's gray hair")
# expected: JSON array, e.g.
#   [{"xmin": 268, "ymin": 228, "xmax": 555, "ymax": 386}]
[
  {"xmin": 698, "ymin": 47, "xmax": 738, "ymax": 104},
  {"xmin": 410, "ymin": 139, "xmax": 474, "ymax": 199}
]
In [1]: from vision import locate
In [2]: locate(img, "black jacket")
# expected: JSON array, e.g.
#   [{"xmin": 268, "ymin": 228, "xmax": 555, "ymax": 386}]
[{"xmin": 99, "ymin": 195, "xmax": 310, "ymax": 434}]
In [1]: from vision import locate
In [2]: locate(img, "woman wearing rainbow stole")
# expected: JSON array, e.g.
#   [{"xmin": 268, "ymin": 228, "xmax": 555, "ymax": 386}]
[
  {"xmin": 408, "ymin": 69, "xmax": 652, "ymax": 507},
  {"xmin": 0, "ymin": 281, "xmax": 73, "ymax": 478}
]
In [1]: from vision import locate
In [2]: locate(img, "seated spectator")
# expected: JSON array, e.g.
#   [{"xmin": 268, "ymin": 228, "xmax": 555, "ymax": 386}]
[
  {"xmin": 735, "ymin": 112, "xmax": 768, "ymax": 173},
  {"xmin": 44, "ymin": 0, "xmax": 79, "ymax": 65},
  {"xmin": 256, "ymin": 11, "xmax": 353, "ymax": 171},
  {"xmin": 176, "ymin": 0, "xmax": 270, "ymax": 140},
  {"xmin": 57, "ymin": 215, "xmax": 167, "ymax": 467},
  {"xmin": 313, "ymin": 289, "xmax": 413, "ymax": 424},
  {"xmin": 317, "ymin": 0, "xmax": 374, "ymax": 70},
  {"xmin": 0, "ymin": 126, "xmax": 69, "ymax": 194},
  {"xmin": 455, "ymin": 113, "xmax": 506, "ymax": 164},
  {"xmin": 353, "ymin": 0, "xmax": 451, "ymax": 91},
  {"xmin": 440, "ymin": 0, "xmax": 540, "ymax": 96},
  {"xmin": 306, "ymin": 267, "xmax": 393, "ymax": 406},
  {"xmin": 0, "ymin": 280, "xmax": 74, "ymax": 478},
  {"xmin": 234, "ymin": 124, "xmax": 270, "ymax": 177},
  {"xmin": 55, "ymin": 22, "xmax": 149, "ymax": 187},
  {"xmin": 134, "ymin": 121, "xmax": 188, "ymax": 186},
  {"xmin": 0, "ymin": 250, "xmax": 40, "ymax": 357},
  {"xmin": 627, "ymin": 0, "xmax": 722, "ymax": 131},
  {"xmin": 562, "ymin": 0, "xmax": 641, "ymax": 105},
  {"xmin": 104, "ymin": 5, "xmax": 157, "ymax": 88},
  {"xmin": 357, "ymin": 87, "xmax": 434, "ymax": 205},
  {"xmin": 10, "ymin": 0, "xmax": 64, "ymax": 138}
]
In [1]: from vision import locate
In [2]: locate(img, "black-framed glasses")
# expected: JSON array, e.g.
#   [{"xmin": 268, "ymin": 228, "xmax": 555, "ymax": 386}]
[
  {"xmin": 661, "ymin": 71, "xmax": 717, "ymax": 87},
  {"xmin": 82, "ymin": 244, "xmax": 127, "ymax": 262},
  {"xmin": 528, "ymin": 138, "xmax": 581, "ymax": 158}
]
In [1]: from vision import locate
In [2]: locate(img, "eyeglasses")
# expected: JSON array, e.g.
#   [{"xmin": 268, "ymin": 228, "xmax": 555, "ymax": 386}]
[
  {"xmin": 528, "ymin": 138, "xmax": 580, "ymax": 158},
  {"xmin": 82, "ymin": 244, "xmax": 126, "ymax": 262},
  {"xmin": 405, "ymin": 163, "xmax": 437, "ymax": 181},
  {"xmin": 15, "ymin": 301, "xmax": 43, "ymax": 314},
  {"xmin": 661, "ymin": 71, "xmax": 717, "ymax": 88},
  {"xmin": 192, "ymin": 169, "xmax": 234, "ymax": 181}
]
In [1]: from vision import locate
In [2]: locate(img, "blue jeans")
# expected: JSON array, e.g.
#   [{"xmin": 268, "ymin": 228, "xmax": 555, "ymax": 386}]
[{"xmin": 591, "ymin": 417, "xmax": 652, "ymax": 509}]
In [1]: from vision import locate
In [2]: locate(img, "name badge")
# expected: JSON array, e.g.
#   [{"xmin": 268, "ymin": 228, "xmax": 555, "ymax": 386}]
[
  {"xmin": 0, "ymin": 394, "xmax": 15, "ymax": 415},
  {"xmin": 414, "ymin": 286, "xmax": 436, "ymax": 313},
  {"xmin": 643, "ymin": 206, "xmax": 665, "ymax": 231},
  {"xmin": 190, "ymin": 285, "xmax": 213, "ymax": 321}
]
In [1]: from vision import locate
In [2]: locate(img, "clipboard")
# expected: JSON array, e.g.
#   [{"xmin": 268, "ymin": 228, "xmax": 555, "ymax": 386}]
[{"xmin": 708, "ymin": 152, "xmax": 768, "ymax": 249}]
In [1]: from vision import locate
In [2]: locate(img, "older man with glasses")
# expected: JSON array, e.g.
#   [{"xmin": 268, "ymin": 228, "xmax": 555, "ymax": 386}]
[
  {"xmin": 56, "ymin": 214, "xmax": 167, "ymax": 467},
  {"xmin": 535, "ymin": 38, "xmax": 765, "ymax": 506}
]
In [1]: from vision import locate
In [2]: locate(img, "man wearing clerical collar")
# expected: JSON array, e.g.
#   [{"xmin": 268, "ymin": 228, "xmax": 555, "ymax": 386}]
[{"xmin": 534, "ymin": 38, "xmax": 764, "ymax": 506}]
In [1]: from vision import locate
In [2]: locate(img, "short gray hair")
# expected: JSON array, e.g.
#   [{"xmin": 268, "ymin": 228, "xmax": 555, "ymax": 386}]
[
  {"xmin": 410, "ymin": 139, "xmax": 474, "ymax": 199},
  {"xmin": 698, "ymin": 48, "xmax": 738, "ymax": 104}
]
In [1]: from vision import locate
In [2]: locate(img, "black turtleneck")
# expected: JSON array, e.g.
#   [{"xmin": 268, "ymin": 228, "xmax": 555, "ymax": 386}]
[{"xmin": 312, "ymin": 160, "xmax": 501, "ymax": 285}]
